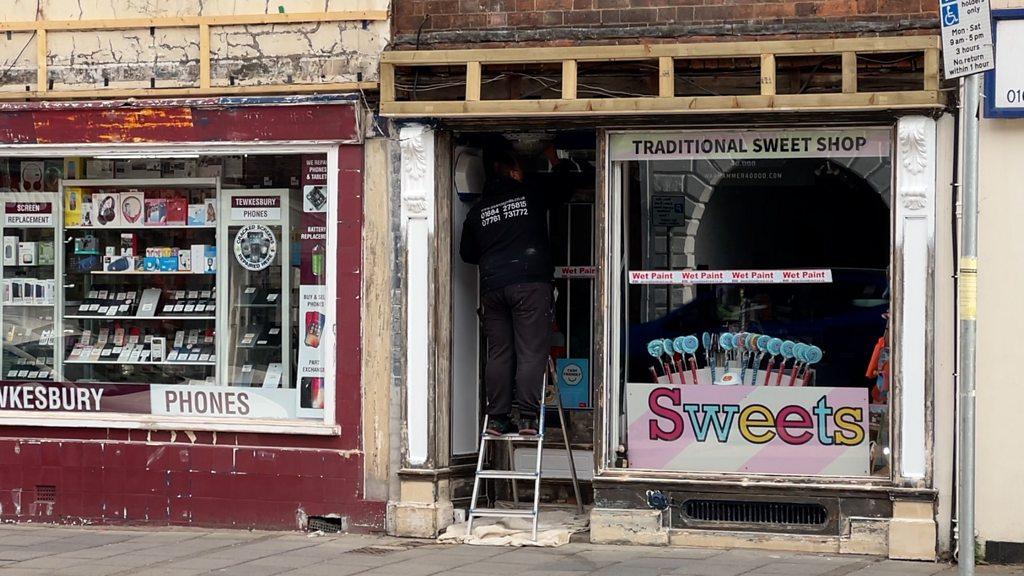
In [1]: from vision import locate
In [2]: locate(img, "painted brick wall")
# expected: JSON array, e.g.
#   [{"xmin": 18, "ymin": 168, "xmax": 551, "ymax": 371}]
[{"xmin": 393, "ymin": 0, "xmax": 939, "ymax": 46}]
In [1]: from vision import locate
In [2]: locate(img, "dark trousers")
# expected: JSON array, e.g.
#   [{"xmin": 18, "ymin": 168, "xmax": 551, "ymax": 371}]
[{"xmin": 481, "ymin": 282, "xmax": 553, "ymax": 418}]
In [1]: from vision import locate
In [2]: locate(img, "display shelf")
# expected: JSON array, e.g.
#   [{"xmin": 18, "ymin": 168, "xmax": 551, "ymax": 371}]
[
  {"xmin": 64, "ymin": 359, "xmax": 216, "ymax": 366},
  {"xmin": 3, "ymin": 303, "xmax": 55, "ymax": 307},
  {"xmin": 88, "ymin": 271, "xmax": 213, "ymax": 276},
  {"xmin": 66, "ymin": 225, "xmax": 216, "ymax": 230},
  {"xmin": 65, "ymin": 315, "xmax": 216, "ymax": 320}
]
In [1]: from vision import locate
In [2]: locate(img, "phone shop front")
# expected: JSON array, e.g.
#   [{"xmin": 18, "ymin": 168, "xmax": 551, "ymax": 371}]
[{"xmin": 0, "ymin": 96, "xmax": 384, "ymax": 529}]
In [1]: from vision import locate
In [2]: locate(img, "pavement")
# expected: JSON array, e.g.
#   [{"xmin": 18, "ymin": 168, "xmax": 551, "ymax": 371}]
[{"xmin": 0, "ymin": 524, "xmax": 1020, "ymax": 576}]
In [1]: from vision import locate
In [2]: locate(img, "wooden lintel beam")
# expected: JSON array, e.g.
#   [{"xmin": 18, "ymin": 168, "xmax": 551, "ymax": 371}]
[
  {"xmin": 380, "ymin": 90, "xmax": 943, "ymax": 118},
  {"xmin": 760, "ymin": 53, "xmax": 775, "ymax": 97},
  {"xmin": 199, "ymin": 24, "xmax": 211, "ymax": 90},
  {"xmin": 465, "ymin": 61, "xmax": 482, "ymax": 101},
  {"xmin": 562, "ymin": 60, "xmax": 577, "ymax": 100},
  {"xmin": 0, "ymin": 82, "xmax": 379, "ymax": 101},
  {"xmin": 842, "ymin": 51, "xmax": 857, "ymax": 94},
  {"xmin": 0, "ymin": 11, "xmax": 388, "ymax": 32},
  {"xmin": 379, "ymin": 63, "xmax": 396, "ymax": 103},
  {"xmin": 36, "ymin": 29, "xmax": 47, "ymax": 94},
  {"xmin": 381, "ymin": 36, "xmax": 941, "ymax": 66},
  {"xmin": 924, "ymin": 48, "xmax": 940, "ymax": 92},
  {"xmin": 659, "ymin": 57, "xmax": 674, "ymax": 98}
]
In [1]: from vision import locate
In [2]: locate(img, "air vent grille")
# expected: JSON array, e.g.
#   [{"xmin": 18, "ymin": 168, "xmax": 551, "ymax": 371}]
[
  {"xmin": 35, "ymin": 485, "xmax": 56, "ymax": 503},
  {"xmin": 682, "ymin": 499, "xmax": 827, "ymax": 526}
]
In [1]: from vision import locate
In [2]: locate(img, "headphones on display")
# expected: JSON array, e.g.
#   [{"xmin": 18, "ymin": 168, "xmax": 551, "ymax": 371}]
[
  {"xmin": 122, "ymin": 196, "xmax": 142, "ymax": 224},
  {"xmin": 97, "ymin": 196, "xmax": 116, "ymax": 225}
]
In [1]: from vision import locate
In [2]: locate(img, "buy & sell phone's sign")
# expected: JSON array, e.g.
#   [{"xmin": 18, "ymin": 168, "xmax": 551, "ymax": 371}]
[{"xmin": 626, "ymin": 384, "xmax": 870, "ymax": 476}]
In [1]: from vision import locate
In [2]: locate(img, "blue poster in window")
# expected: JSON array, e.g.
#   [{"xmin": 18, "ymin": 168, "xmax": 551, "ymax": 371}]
[{"xmin": 555, "ymin": 358, "xmax": 591, "ymax": 409}]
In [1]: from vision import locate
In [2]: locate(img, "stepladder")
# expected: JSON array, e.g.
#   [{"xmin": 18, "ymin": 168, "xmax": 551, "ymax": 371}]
[{"xmin": 466, "ymin": 356, "xmax": 584, "ymax": 542}]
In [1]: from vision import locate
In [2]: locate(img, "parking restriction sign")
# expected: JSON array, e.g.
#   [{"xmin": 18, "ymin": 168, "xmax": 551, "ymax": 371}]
[{"xmin": 940, "ymin": 0, "xmax": 995, "ymax": 79}]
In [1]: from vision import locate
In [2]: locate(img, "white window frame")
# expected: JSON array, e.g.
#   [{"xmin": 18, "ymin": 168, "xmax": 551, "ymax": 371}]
[{"xmin": 0, "ymin": 141, "xmax": 342, "ymax": 435}]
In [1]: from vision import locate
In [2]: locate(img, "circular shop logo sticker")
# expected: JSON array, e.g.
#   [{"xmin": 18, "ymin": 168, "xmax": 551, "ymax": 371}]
[
  {"xmin": 561, "ymin": 363, "xmax": 583, "ymax": 386},
  {"xmin": 233, "ymin": 224, "xmax": 278, "ymax": 271}
]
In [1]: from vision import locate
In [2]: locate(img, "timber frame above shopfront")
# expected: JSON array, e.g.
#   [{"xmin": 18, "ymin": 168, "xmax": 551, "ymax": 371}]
[
  {"xmin": 380, "ymin": 36, "xmax": 943, "ymax": 118},
  {"xmin": 0, "ymin": 11, "xmax": 386, "ymax": 101}
]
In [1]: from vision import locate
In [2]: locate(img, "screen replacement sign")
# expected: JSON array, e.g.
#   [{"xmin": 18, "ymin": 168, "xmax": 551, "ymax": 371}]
[{"xmin": 940, "ymin": 0, "xmax": 994, "ymax": 79}]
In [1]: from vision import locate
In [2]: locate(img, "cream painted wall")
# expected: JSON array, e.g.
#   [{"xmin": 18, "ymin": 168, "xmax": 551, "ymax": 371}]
[{"xmin": 976, "ymin": 117, "xmax": 1024, "ymax": 545}]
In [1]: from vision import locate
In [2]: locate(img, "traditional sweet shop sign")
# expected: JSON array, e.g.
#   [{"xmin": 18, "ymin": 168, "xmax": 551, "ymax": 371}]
[
  {"xmin": 626, "ymin": 384, "xmax": 870, "ymax": 476},
  {"xmin": 628, "ymin": 269, "xmax": 833, "ymax": 285},
  {"xmin": 610, "ymin": 128, "xmax": 891, "ymax": 161}
]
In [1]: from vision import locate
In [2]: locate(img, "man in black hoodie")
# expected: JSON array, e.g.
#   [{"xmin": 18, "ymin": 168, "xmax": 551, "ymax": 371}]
[{"xmin": 460, "ymin": 147, "xmax": 567, "ymax": 437}]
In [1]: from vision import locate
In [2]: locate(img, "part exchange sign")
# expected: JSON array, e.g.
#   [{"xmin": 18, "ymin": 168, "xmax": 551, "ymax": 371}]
[
  {"xmin": 609, "ymin": 128, "xmax": 891, "ymax": 161},
  {"xmin": 626, "ymin": 384, "xmax": 870, "ymax": 476}
]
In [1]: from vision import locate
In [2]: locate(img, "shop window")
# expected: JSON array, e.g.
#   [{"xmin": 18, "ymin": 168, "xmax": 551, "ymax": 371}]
[
  {"xmin": 610, "ymin": 128, "xmax": 892, "ymax": 478},
  {"xmin": 0, "ymin": 153, "xmax": 333, "ymax": 427}
]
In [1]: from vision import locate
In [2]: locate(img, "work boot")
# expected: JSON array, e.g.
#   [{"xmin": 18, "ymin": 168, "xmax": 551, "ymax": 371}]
[
  {"xmin": 485, "ymin": 415, "xmax": 516, "ymax": 436},
  {"xmin": 518, "ymin": 417, "xmax": 540, "ymax": 436}
]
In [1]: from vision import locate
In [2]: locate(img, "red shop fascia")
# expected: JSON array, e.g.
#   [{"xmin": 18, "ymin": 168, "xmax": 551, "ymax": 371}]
[{"xmin": 0, "ymin": 94, "xmax": 381, "ymax": 530}]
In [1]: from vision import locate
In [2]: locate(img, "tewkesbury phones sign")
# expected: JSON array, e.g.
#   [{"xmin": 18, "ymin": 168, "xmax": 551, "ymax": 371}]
[{"xmin": 940, "ymin": 0, "xmax": 994, "ymax": 79}]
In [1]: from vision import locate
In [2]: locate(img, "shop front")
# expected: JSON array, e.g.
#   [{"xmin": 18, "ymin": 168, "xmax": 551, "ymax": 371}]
[
  {"xmin": 382, "ymin": 37, "xmax": 957, "ymax": 559},
  {"xmin": 0, "ymin": 96, "xmax": 383, "ymax": 529}
]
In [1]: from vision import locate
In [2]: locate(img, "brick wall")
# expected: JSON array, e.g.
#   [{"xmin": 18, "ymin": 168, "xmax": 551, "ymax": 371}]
[{"xmin": 393, "ymin": 0, "xmax": 939, "ymax": 46}]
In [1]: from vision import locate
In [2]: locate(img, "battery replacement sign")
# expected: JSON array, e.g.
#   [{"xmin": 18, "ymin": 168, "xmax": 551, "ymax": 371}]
[
  {"xmin": 610, "ymin": 128, "xmax": 891, "ymax": 161},
  {"xmin": 940, "ymin": 0, "xmax": 994, "ymax": 79}
]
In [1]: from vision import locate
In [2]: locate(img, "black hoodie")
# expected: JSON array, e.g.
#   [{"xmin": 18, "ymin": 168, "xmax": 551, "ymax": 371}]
[{"xmin": 459, "ymin": 172, "xmax": 567, "ymax": 294}]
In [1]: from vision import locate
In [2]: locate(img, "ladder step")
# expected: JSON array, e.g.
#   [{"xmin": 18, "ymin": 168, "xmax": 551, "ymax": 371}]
[
  {"xmin": 477, "ymin": 470, "xmax": 538, "ymax": 480},
  {"xmin": 470, "ymin": 508, "xmax": 536, "ymax": 518},
  {"xmin": 481, "ymin": 433, "xmax": 543, "ymax": 442}
]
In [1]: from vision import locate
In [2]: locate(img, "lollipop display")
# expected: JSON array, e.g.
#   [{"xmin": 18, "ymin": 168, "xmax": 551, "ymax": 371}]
[{"xmin": 643, "ymin": 331, "xmax": 824, "ymax": 386}]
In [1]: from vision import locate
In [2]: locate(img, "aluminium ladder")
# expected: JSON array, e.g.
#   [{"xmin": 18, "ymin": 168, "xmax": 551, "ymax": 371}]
[{"xmin": 467, "ymin": 357, "xmax": 584, "ymax": 541}]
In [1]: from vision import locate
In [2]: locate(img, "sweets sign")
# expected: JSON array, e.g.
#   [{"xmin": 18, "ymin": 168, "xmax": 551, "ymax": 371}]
[
  {"xmin": 610, "ymin": 128, "xmax": 891, "ymax": 161},
  {"xmin": 626, "ymin": 384, "xmax": 869, "ymax": 476}
]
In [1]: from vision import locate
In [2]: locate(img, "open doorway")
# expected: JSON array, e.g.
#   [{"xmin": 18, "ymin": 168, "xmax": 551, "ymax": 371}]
[{"xmin": 449, "ymin": 130, "xmax": 598, "ymax": 508}]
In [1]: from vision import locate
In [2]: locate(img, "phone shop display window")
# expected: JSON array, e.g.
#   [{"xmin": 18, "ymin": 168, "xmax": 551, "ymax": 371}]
[
  {"xmin": 611, "ymin": 128, "xmax": 893, "ymax": 478},
  {"xmin": 0, "ymin": 153, "xmax": 332, "ymax": 424}
]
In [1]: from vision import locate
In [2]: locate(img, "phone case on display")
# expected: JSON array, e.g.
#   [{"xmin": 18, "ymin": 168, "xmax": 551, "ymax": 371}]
[
  {"xmin": 64, "ymin": 188, "xmax": 85, "ymax": 226},
  {"xmin": 3, "ymin": 236, "xmax": 17, "ymax": 266},
  {"xmin": 37, "ymin": 241, "xmax": 54, "ymax": 265},
  {"xmin": 17, "ymin": 242, "xmax": 36, "ymax": 266}
]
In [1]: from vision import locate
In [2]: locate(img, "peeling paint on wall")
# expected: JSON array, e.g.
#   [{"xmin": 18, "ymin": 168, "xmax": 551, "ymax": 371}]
[{"xmin": 0, "ymin": 1, "xmax": 388, "ymax": 92}]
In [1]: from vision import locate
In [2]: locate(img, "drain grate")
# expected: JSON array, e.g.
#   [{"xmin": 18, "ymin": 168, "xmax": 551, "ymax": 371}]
[
  {"xmin": 349, "ymin": 541, "xmax": 432, "ymax": 555},
  {"xmin": 682, "ymin": 499, "xmax": 827, "ymax": 526},
  {"xmin": 35, "ymin": 485, "xmax": 56, "ymax": 503}
]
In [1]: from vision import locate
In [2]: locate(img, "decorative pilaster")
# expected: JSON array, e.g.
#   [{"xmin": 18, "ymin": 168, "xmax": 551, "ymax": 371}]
[
  {"xmin": 390, "ymin": 123, "xmax": 453, "ymax": 537},
  {"xmin": 894, "ymin": 116, "xmax": 936, "ymax": 483}
]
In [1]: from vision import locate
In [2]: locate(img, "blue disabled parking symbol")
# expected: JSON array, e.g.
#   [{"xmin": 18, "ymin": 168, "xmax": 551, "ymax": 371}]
[{"xmin": 941, "ymin": 0, "xmax": 960, "ymax": 26}]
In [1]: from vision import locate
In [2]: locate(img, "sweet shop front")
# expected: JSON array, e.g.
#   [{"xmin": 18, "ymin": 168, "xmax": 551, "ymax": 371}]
[{"xmin": 381, "ymin": 36, "xmax": 958, "ymax": 559}]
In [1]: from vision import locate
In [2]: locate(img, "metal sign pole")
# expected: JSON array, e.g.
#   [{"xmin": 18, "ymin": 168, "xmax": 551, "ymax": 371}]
[{"xmin": 958, "ymin": 71, "xmax": 981, "ymax": 576}]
